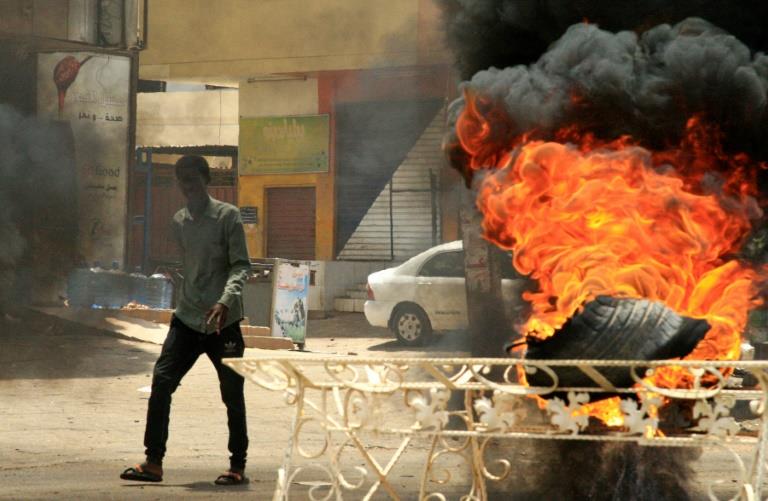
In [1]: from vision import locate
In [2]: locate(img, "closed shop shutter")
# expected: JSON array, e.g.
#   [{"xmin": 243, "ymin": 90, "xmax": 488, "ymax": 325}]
[
  {"xmin": 337, "ymin": 109, "xmax": 444, "ymax": 261},
  {"xmin": 266, "ymin": 187, "xmax": 316, "ymax": 260},
  {"xmin": 335, "ymin": 99, "xmax": 442, "ymax": 256}
]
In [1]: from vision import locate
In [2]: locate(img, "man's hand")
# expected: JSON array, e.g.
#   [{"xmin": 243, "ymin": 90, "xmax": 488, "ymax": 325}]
[{"xmin": 205, "ymin": 303, "xmax": 229, "ymax": 335}]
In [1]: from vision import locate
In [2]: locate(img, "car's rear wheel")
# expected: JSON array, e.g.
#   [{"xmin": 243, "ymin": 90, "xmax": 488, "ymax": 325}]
[{"xmin": 391, "ymin": 305, "xmax": 432, "ymax": 346}]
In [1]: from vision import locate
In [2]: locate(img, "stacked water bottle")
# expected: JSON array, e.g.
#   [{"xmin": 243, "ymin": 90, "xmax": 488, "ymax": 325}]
[
  {"xmin": 143, "ymin": 273, "xmax": 174, "ymax": 309},
  {"xmin": 67, "ymin": 262, "xmax": 173, "ymax": 310}
]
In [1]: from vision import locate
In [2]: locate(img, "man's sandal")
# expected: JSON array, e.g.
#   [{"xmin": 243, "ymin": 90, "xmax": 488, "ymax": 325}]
[
  {"xmin": 120, "ymin": 463, "xmax": 163, "ymax": 482},
  {"xmin": 214, "ymin": 470, "xmax": 249, "ymax": 485}
]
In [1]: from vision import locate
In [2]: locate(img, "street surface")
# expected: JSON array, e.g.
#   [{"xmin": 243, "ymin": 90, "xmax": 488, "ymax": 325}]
[
  {"xmin": 0, "ymin": 309, "xmax": 470, "ymax": 500},
  {"xmin": 0, "ymin": 309, "xmax": 756, "ymax": 499}
]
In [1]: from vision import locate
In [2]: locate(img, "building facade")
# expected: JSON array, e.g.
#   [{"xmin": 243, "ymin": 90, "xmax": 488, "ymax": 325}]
[{"xmin": 135, "ymin": 0, "xmax": 463, "ymax": 309}]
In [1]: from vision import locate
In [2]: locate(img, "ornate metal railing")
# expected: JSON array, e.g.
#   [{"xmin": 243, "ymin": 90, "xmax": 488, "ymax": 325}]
[{"xmin": 223, "ymin": 354, "xmax": 768, "ymax": 500}]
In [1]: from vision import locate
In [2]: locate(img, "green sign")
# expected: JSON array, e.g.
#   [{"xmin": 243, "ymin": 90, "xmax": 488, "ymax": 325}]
[{"xmin": 240, "ymin": 114, "xmax": 329, "ymax": 174}]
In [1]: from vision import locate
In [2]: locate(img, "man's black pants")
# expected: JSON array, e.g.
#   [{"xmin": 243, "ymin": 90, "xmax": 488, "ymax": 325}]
[{"xmin": 143, "ymin": 316, "xmax": 248, "ymax": 470}]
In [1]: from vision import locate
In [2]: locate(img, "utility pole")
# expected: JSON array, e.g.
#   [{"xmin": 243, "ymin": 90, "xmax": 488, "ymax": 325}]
[{"xmin": 460, "ymin": 187, "xmax": 509, "ymax": 358}]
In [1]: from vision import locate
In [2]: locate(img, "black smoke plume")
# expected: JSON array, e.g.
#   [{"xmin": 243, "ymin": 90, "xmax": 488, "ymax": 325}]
[
  {"xmin": 439, "ymin": 0, "xmax": 768, "ymax": 80},
  {"xmin": 0, "ymin": 104, "xmax": 78, "ymax": 306},
  {"xmin": 445, "ymin": 18, "xmax": 768, "ymax": 174}
]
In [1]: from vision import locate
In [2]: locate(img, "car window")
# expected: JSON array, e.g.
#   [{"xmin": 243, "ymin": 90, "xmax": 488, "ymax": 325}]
[{"xmin": 419, "ymin": 251, "xmax": 465, "ymax": 278}]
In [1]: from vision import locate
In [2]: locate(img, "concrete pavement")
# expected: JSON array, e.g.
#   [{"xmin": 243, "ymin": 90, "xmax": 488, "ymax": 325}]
[{"xmin": 0, "ymin": 307, "xmax": 469, "ymax": 500}]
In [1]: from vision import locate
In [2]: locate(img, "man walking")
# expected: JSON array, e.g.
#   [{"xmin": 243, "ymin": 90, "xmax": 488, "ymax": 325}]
[{"xmin": 121, "ymin": 155, "xmax": 251, "ymax": 485}]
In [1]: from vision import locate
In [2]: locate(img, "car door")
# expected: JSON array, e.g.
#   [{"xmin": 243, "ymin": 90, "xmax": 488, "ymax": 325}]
[{"xmin": 415, "ymin": 250, "xmax": 468, "ymax": 330}]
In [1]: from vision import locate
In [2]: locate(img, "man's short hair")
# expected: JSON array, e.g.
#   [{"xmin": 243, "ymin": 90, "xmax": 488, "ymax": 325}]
[{"xmin": 175, "ymin": 155, "xmax": 211, "ymax": 184}]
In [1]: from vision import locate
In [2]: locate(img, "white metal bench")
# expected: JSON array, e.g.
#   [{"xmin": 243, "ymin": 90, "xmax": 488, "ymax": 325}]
[{"xmin": 224, "ymin": 354, "xmax": 768, "ymax": 500}]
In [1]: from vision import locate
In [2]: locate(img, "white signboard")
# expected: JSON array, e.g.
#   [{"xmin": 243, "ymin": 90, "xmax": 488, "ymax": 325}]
[
  {"xmin": 37, "ymin": 52, "xmax": 131, "ymax": 268},
  {"xmin": 271, "ymin": 260, "xmax": 309, "ymax": 345}
]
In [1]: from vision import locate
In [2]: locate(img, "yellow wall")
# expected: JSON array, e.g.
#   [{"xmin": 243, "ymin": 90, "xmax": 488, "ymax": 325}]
[
  {"xmin": 237, "ymin": 77, "xmax": 333, "ymax": 259},
  {"xmin": 140, "ymin": 0, "xmax": 450, "ymax": 84},
  {"xmin": 239, "ymin": 173, "xmax": 335, "ymax": 260}
]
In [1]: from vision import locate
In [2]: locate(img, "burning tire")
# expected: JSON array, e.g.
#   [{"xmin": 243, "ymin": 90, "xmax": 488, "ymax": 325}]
[
  {"xmin": 391, "ymin": 304, "xmax": 432, "ymax": 346},
  {"xmin": 525, "ymin": 296, "xmax": 710, "ymax": 389}
]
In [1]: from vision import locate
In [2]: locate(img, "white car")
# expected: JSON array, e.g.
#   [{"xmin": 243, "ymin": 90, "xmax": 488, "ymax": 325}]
[{"xmin": 364, "ymin": 241, "xmax": 527, "ymax": 345}]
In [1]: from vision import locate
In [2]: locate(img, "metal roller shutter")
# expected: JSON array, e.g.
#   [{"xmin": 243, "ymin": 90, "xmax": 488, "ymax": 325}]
[
  {"xmin": 266, "ymin": 187, "xmax": 316, "ymax": 260},
  {"xmin": 335, "ymin": 99, "xmax": 442, "ymax": 257}
]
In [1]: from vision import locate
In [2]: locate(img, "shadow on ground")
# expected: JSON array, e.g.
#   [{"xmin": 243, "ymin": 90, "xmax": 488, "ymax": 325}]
[
  {"xmin": 121, "ymin": 481, "xmax": 254, "ymax": 493},
  {"xmin": 307, "ymin": 312, "xmax": 391, "ymax": 339},
  {"xmin": 0, "ymin": 306, "xmax": 157, "ymax": 380},
  {"xmin": 367, "ymin": 329, "xmax": 472, "ymax": 353}
]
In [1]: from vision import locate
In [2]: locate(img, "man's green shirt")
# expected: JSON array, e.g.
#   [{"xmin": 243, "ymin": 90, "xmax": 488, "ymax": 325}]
[{"xmin": 171, "ymin": 196, "xmax": 250, "ymax": 334}]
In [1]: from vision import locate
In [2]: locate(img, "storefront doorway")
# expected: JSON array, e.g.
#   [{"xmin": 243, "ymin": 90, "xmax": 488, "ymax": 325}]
[{"xmin": 266, "ymin": 186, "xmax": 316, "ymax": 260}]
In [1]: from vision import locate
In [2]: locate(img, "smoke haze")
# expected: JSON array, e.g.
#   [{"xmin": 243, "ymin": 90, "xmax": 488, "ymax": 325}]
[
  {"xmin": 439, "ymin": 0, "xmax": 768, "ymax": 79},
  {"xmin": 0, "ymin": 104, "xmax": 78, "ymax": 306},
  {"xmin": 446, "ymin": 18, "xmax": 768, "ymax": 169}
]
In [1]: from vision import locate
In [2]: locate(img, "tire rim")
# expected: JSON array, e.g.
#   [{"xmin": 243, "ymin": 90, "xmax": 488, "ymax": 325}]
[{"xmin": 398, "ymin": 313, "xmax": 422, "ymax": 341}]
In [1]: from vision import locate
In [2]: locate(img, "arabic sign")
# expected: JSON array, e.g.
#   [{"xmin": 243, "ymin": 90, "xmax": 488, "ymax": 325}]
[
  {"xmin": 240, "ymin": 115, "xmax": 329, "ymax": 174},
  {"xmin": 37, "ymin": 52, "xmax": 131, "ymax": 268},
  {"xmin": 271, "ymin": 260, "xmax": 309, "ymax": 344},
  {"xmin": 239, "ymin": 206, "xmax": 258, "ymax": 225}
]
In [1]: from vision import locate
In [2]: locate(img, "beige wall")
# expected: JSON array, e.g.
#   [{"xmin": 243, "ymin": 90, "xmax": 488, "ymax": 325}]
[
  {"xmin": 140, "ymin": 0, "xmax": 450, "ymax": 84},
  {"xmin": 137, "ymin": 90, "xmax": 239, "ymax": 146},
  {"xmin": 0, "ymin": 0, "xmax": 69, "ymax": 39},
  {"xmin": 239, "ymin": 78, "xmax": 318, "ymax": 117}
]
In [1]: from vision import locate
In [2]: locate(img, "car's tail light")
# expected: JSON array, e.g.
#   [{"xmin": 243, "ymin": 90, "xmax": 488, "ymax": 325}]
[{"xmin": 366, "ymin": 283, "xmax": 375, "ymax": 300}]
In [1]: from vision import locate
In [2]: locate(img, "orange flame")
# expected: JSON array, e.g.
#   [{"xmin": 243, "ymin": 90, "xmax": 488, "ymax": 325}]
[{"xmin": 456, "ymin": 91, "xmax": 763, "ymax": 424}]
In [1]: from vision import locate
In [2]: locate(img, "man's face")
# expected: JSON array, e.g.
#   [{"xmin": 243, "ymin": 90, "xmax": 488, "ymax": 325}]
[{"xmin": 176, "ymin": 168, "xmax": 208, "ymax": 205}]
